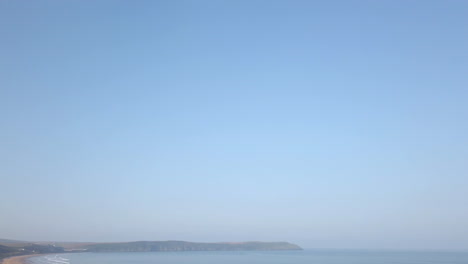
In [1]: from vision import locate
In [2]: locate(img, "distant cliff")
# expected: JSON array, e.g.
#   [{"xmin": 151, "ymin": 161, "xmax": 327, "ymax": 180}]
[{"xmin": 85, "ymin": 241, "xmax": 302, "ymax": 252}]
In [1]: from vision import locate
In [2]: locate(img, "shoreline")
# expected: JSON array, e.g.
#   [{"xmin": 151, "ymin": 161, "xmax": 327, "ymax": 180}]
[{"xmin": 1, "ymin": 255, "xmax": 43, "ymax": 264}]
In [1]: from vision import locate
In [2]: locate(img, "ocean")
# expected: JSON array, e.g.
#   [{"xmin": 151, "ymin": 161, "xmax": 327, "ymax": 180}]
[{"xmin": 27, "ymin": 250, "xmax": 468, "ymax": 264}]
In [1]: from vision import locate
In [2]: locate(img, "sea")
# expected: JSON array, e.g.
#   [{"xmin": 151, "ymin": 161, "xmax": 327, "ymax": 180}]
[{"xmin": 26, "ymin": 250, "xmax": 468, "ymax": 264}]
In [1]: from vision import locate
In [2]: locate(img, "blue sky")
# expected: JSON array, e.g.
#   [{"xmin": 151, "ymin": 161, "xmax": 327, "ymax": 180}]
[{"xmin": 1, "ymin": 1, "xmax": 468, "ymax": 250}]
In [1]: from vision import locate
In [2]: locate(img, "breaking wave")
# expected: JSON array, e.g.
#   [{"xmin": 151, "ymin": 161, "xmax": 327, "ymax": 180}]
[{"xmin": 29, "ymin": 255, "xmax": 70, "ymax": 264}]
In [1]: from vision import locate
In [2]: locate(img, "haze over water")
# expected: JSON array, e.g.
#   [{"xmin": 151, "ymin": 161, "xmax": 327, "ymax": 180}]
[{"xmin": 29, "ymin": 251, "xmax": 468, "ymax": 264}]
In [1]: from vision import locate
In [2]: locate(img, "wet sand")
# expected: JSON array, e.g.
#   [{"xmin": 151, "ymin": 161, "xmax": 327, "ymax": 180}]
[{"xmin": 2, "ymin": 255, "xmax": 40, "ymax": 264}]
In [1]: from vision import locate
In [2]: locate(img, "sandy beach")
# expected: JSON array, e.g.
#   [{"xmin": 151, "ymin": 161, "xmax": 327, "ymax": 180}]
[{"xmin": 1, "ymin": 255, "xmax": 40, "ymax": 264}]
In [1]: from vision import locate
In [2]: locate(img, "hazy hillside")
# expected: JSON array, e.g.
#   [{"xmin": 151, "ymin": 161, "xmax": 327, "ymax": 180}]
[
  {"xmin": 85, "ymin": 241, "xmax": 302, "ymax": 252},
  {"xmin": 0, "ymin": 243, "xmax": 64, "ymax": 260},
  {"xmin": 0, "ymin": 238, "xmax": 26, "ymax": 244},
  {"xmin": 0, "ymin": 239, "xmax": 302, "ymax": 255}
]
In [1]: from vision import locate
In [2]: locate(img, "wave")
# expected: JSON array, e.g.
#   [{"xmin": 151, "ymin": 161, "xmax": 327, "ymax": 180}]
[{"xmin": 31, "ymin": 255, "xmax": 70, "ymax": 264}]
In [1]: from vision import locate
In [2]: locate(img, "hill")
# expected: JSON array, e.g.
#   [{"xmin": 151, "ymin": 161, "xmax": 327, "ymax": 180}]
[
  {"xmin": 0, "ymin": 239, "xmax": 26, "ymax": 244},
  {"xmin": 85, "ymin": 241, "xmax": 302, "ymax": 252},
  {"xmin": 0, "ymin": 238, "xmax": 302, "ymax": 254},
  {"xmin": 0, "ymin": 243, "xmax": 64, "ymax": 260}
]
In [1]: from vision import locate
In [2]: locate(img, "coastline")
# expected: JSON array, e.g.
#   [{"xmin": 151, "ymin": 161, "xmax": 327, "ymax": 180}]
[{"xmin": 1, "ymin": 255, "xmax": 42, "ymax": 264}]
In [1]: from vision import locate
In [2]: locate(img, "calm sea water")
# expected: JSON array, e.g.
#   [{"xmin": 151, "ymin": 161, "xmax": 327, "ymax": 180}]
[{"xmin": 28, "ymin": 250, "xmax": 468, "ymax": 264}]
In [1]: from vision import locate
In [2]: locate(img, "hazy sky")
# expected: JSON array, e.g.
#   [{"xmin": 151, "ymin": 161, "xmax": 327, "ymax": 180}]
[{"xmin": 1, "ymin": 1, "xmax": 467, "ymax": 250}]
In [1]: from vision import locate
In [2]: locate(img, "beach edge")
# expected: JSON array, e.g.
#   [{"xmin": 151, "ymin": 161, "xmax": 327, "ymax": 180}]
[{"xmin": 1, "ymin": 255, "xmax": 42, "ymax": 264}]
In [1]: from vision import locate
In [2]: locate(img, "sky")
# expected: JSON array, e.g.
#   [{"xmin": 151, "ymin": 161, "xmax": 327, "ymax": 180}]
[{"xmin": 1, "ymin": 0, "xmax": 467, "ymax": 250}]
